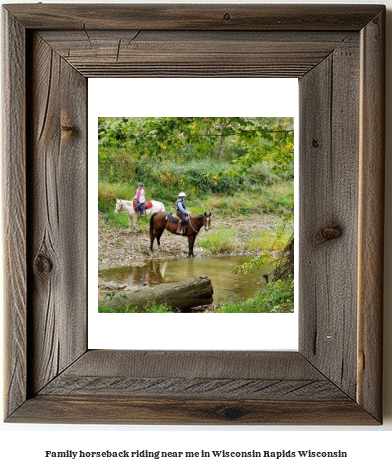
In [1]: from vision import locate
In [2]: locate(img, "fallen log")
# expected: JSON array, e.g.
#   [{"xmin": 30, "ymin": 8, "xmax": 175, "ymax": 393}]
[{"xmin": 98, "ymin": 275, "xmax": 213, "ymax": 311}]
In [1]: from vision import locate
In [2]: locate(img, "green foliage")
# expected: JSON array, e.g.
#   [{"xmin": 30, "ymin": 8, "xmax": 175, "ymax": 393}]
[
  {"xmin": 209, "ymin": 182, "xmax": 293, "ymax": 218},
  {"xmin": 98, "ymin": 116, "xmax": 294, "ymax": 224},
  {"xmin": 98, "ymin": 305, "xmax": 118, "ymax": 313},
  {"xmin": 217, "ymin": 276, "xmax": 294, "ymax": 313},
  {"xmin": 244, "ymin": 228, "xmax": 292, "ymax": 252},
  {"xmin": 98, "ymin": 157, "xmax": 293, "ymax": 221},
  {"xmin": 98, "ymin": 148, "xmax": 139, "ymax": 183},
  {"xmin": 197, "ymin": 229, "xmax": 239, "ymax": 254},
  {"xmin": 98, "ymin": 117, "xmax": 294, "ymax": 179},
  {"xmin": 98, "ymin": 181, "xmax": 131, "ymax": 212},
  {"xmin": 97, "ymin": 117, "xmax": 294, "ymax": 249},
  {"xmin": 106, "ymin": 210, "xmax": 130, "ymax": 228},
  {"xmin": 98, "ymin": 301, "xmax": 179, "ymax": 313},
  {"xmin": 236, "ymin": 224, "xmax": 293, "ymax": 275}
]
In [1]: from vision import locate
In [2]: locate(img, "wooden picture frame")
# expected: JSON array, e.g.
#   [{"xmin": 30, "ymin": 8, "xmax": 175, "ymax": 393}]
[{"xmin": 3, "ymin": 4, "xmax": 384, "ymax": 424}]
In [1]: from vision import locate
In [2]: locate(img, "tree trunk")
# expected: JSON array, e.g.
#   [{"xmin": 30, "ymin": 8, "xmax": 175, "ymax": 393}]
[{"xmin": 99, "ymin": 276, "xmax": 213, "ymax": 310}]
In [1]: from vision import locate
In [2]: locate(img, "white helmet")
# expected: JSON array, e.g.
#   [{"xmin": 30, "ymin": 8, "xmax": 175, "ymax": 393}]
[{"xmin": 178, "ymin": 192, "xmax": 187, "ymax": 197}]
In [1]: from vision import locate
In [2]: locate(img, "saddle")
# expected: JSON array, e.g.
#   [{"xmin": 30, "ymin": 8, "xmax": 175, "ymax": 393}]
[
  {"xmin": 166, "ymin": 213, "xmax": 180, "ymax": 224},
  {"xmin": 166, "ymin": 213, "xmax": 189, "ymax": 235},
  {"xmin": 133, "ymin": 199, "xmax": 153, "ymax": 212}
]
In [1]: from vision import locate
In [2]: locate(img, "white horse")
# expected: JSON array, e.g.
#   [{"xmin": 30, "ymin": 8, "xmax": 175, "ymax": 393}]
[{"xmin": 114, "ymin": 198, "xmax": 165, "ymax": 227}]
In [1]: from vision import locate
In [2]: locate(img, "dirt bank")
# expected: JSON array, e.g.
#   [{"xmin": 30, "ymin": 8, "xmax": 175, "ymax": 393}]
[{"xmin": 98, "ymin": 212, "xmax": 283, "ymax": 270}]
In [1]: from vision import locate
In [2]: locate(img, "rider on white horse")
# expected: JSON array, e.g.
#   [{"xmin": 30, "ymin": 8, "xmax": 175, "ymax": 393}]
[
  {"xmin": 176, "ymin": 192, "xmax": 190, "ymax": 234},
  {"xmin": 133, "ymin": 182, "xmax": 145, "ymax": 216}
]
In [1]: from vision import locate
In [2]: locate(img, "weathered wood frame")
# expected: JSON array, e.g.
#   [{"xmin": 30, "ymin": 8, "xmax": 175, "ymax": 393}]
[{"xmin": 3, "ymin": 4, "xmax": 384, "ymax": 424}]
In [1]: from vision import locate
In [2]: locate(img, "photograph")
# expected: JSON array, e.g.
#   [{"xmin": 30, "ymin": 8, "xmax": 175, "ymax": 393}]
[{"xmin": 97, "ymin": 116, "xmax": 294, "ymax": 314}]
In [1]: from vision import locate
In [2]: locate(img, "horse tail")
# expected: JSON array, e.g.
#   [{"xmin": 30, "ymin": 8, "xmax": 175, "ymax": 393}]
[{"xmin": 149, "ymin": 212, "xmax": 157, "ymax": 238}]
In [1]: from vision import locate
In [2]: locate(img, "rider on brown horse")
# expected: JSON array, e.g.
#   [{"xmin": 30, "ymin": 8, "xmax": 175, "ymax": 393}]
[{"xmin": 176, "ymin": 192, "xmax": 189, "ymax": 234}]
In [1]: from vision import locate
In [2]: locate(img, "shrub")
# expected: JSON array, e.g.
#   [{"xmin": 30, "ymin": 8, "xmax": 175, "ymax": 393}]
[
  {"xmin": 99, "ymin": 149, "xmax": 139, "ymax": 183},
  {"xmin": 245, "ymin": 161, "xmax": 279, "ymax": 186},
  {"xmin": 98, "ymin": 181, "xmax": 132, "ymax": 213}
]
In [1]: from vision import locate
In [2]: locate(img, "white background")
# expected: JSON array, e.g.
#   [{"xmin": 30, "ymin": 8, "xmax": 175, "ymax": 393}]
[
  {"xmin": 89, "ymin": 78, "xmax": 299, "ymax": 351},
  {"xmin": 1, "ymin": 0, "xmax": 391, "ymax": 473}
]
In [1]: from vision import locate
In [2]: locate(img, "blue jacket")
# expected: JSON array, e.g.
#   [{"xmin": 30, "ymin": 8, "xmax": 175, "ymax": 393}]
[{"xmin": 176, "ymin": 199, "xmax": 189, "ymax": 215}]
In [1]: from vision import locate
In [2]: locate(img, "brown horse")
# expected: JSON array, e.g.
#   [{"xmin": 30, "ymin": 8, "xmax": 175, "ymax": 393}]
[{"xmin": 150, "ymin": 212, "xmax": 211, "ymax": 257}]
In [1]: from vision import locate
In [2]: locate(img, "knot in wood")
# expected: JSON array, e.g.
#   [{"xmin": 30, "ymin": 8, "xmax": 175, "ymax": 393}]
[
  {"xmin": 314, "ymin": 225, "xmax": 342, "ymax": 245},
  {"xmin": 223, "ymin": 405, "xmax": 244, "ymax": 420},
  {"xmin": 223, "ymin": 13, "xmax": 231, "ymax": 21},
  {"xmin": 34, "ymin": 252, "xmax": 53, "ymax": 274},
  {"xmin": 312, "ymin": 139, "xmax": 319, "ymax": 148},
  {"xmin": 61, "ymin": 124, "xmax": 77, "ymax": 133}
]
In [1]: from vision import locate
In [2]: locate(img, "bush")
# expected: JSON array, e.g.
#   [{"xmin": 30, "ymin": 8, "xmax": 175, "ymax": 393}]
[
  {"xmin": 244, "ymin": 161, "xmax": 279, "ymax": 187},
  {"xmin": 139, "ymin": 158, "xmax": 243, "ymax": 199},
  {"xmin": 98, "ymin": 156, "xmax": 293, "ymax": 221},
  {"xmin": 99, "ymin": 149, "xmax": 139, "ymax": 183},
  {"xmin": 98, "ymin": 181, "xmax": 132, "ymax": 213}
]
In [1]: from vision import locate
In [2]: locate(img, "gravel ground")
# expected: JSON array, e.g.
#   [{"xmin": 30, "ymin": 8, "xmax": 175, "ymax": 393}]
[{"xmin": 98, "ymin": 212, "xmax": 282, "ymax": 270}]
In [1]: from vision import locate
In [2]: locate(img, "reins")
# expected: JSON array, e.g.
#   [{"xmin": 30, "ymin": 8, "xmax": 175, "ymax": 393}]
[
  {"xmin": 188, "ymin": 215, "xmax": 208, "ymax": 234},
  {"xmin": 188, "ymin": 217, "xmax": 200, "ymax": 234}
]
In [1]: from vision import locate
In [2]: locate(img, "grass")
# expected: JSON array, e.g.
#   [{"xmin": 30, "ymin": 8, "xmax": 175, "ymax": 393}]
[
  {"xmin": 197, "ymin": 229, "xmax": 239, "ymax": 254},
  {"xmin": 98, "ymin": 301, "xmax": 178, "ymax": 313},
  {"xmin": 244, "ymin": 228, "xmax": 292, "ymax": 252},
  {"xmin": 101, "ymin": 209, "xmax": 130, "ymax": 228},
  {"xmin": 204, "ymin": 182, "xmax": 293, "ymax": 218},
  {"xmin": 98, "ymin": 157, "xmax": 294, "ymax": 222},
  {"xmin": 217, "ymin": 276, "xmax": 294, "ymax": 313},
  {"xmin": 98, "ymin": 181, "xmax": 132, "ymax": 213},
  {"xmin": 98, "ymin": 184, "xmax": 293, "ymax": 226},
  {"xmin": 189, "ymin": 225, "xmax": 292, "ymax": 256}
]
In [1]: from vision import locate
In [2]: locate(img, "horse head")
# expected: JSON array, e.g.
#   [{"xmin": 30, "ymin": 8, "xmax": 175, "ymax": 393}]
[
  {"xmin": 203, "ymin": 212, "xmax": 211, "ymax": 231},
  {"xmin": 114, "ymin": 198, "xmax": 122, "ymax": 214}
]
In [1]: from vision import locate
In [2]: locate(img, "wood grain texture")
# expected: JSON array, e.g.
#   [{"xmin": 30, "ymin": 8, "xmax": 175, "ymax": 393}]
[
  {"xmin": 38, "ymin": 30, "xmax": 358, "ymax": 78},
  {"xmin": 299, "ymin": 40, "xmax": 360, "ymax": 399},
  {"xmin": 4, "ymin": 4, "xmax": 384, "ymax": 30},
  {"xmin": 2, "ymin": 4, "xmax": 385, "ymax": 425},
  {"xmin": 357, "ymin": 9, "xmax": 385, "ymax": 422},
  {"xmin": 51, "ymin": 350, "xmax": 330, "ymax": 379},
  {"xmin": 39, "ymin": 377, "xmax": 347, "ymax": 400},
  {"xmin": 9, "ymin": 396, "xmax": 378, "ymax": 425},
  {"xmin": 27, "ymin": 33, "xmax": 87, "ymax": 395},
  {"xmin": 2, "ymin": 9, "xmax": 27, "ymax": 419},
  {"xmin": 17, "ymin": 351, "xmax": 374, "ymax": 424},
  {"xmin": 37, "ymin": 351, "xmax": 347, "ymax": 400}
]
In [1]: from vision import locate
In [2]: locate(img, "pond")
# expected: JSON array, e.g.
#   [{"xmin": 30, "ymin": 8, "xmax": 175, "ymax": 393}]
[{"xmin": 99, "ymin": 256, "xmax": 273, "ymax": 305}]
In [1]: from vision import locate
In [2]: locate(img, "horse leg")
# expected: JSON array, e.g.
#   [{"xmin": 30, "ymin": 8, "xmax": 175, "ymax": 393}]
[
  {"xmin": 188, "ymin": 235, "xmax": 196, "ymax": 258},
  {"xmin": 132, "ymin": 214, "xmax": 137, "ymax": 227},
  {"xmin": 156, "ymin": 229, "xmax": 164, "ymax": 247},
  {"xmin": 150, "ymin": 232, "xmax": 156, "ymax": 252},
  {"xmin": 150, "ymin": 227, "xmax": 164, "ymax": 251}
]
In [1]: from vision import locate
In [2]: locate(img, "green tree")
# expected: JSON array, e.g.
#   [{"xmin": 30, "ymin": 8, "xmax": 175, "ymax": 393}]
[{"xmin": 98, "ymin": 117, "xmax": 294, "ymax": 175}]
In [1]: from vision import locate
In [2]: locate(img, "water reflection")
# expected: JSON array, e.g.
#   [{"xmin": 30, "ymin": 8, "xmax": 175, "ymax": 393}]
[{"xmin": 99, "ymin": 256, "xmax": 272, "ymax": 305}]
